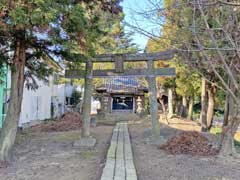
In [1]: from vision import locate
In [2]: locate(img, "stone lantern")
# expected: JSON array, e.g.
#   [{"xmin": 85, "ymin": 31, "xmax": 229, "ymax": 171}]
[{"xmin": 136, "ymin": 96, "xmax": 143, "ymax": 114}]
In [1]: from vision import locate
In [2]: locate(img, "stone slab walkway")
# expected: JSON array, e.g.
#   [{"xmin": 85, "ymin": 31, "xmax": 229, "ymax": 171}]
[{"xmin": 101, "ymin": 122, "xmax": 137, "ymax": 180}]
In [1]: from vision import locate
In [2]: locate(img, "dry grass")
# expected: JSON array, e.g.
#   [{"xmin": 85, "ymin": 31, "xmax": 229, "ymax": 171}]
[{"xmin": 159, "ymin": 115, "xmax": 201, "ymax": 132}]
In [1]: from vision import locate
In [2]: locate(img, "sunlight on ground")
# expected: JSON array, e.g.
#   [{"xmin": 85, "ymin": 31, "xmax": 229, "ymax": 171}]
[
  {"xmin": 16, "ymin": 130, "xmax": 81, "ymax": 144},
  {"xmin": 79, "ymin": 151, "xmax": 96, "ymax": 159},
  {"xmin": 210, "ymin": 126, "xmax": 240, "ymax": 142},
  {"xmin": 210, "ymin": 127, "xmax": 240, "ymax": 150},
  {"xmin": 159, "ymin": 115, "xmax": 201, "ymax": 132},
  {"xmin": 50, "ymin": 131, "xmax": 80, "ymax": 141}
]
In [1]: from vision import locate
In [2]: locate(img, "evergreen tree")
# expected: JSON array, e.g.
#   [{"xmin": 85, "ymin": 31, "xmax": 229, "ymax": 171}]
[{"xmin": 0, "ymin": 0, "xmax": 122, "ymax": 161}]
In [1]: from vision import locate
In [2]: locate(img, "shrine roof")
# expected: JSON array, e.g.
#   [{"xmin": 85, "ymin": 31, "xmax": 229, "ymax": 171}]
[{"xmin": 95, "ymin": 77, "xmax": 148, "ymax": 94}]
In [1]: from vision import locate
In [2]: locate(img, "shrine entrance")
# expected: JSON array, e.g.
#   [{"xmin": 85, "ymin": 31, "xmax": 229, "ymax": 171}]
[
  {"xmin": 66, "ymin": 50, "xmax": 175, "ymax": 137},
  {"xmin": 112, "ymin": 96, "xmax": 133, "ymax": 111}
]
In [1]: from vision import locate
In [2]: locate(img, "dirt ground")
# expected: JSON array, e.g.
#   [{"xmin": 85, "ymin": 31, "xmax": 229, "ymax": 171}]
[
  {"xmin": 1, "ymin": 115, "xmax": 240, "ymax": 180},
  {"xmin": 129, "ymin": 116, "xmax": 240, "ymax": 180},
  {"xmin": 0, "ymin": 125, "xmax": 113, "ymax": 180}
]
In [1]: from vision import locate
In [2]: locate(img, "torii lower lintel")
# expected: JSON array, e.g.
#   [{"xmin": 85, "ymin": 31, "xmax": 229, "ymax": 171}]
[{"xmin": 65, "ymin": 68, "xmax": 175, "ymax": 78}]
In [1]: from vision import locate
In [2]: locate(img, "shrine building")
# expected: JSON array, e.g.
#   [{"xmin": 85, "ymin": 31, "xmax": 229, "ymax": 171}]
[{"xmin": 95, "ymin": 77, "xmax": 148, "ymax": 114}]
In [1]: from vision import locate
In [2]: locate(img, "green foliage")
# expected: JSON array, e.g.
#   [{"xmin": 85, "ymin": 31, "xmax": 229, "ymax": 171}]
[
  {"xmin": 0, "ymin": 0, "xmax": 129, "ymax": 88},
  {"xmin": 175, "ymin": 66, "xmax": 201, "ymax": 98},
  {"xmin": 71, "ymin": 91, "xmax": 82, "ymax": 106},
  {"xmin": 210, "ymin": 126, "xmax": 222, "ymax": 135},
  {"xmin": 146, "ymin": 29, "xmax": 201, "ymax": 100},
  {"xmin": 215, "ymin": 89, "xmax": 226, "ymax": 109},
  {"xmin": 66, "ymin": 5, "xmax": 86, "ymax": 33},
  {"xmin": 234, "ymin": 140, "xmax": 240, "ymax": 151},
  {"xmin": 0, "ymin": 1, "xmax": 69, "ymax": 87},
  {"xmin": 146, "ymin": 3, "xmax": 199, "ymax": 95},
  {"xmin": 94, "ymin": 12, "xmax": 138, "ymax": 54},
  {"xmin": 82, "ymin": 3, "xmax": 138, "ymax": 87}
]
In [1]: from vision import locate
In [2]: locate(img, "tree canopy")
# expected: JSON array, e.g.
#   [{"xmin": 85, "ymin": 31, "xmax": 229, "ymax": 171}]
[{"xmin": 0, "ymin": 0, "xmax": 130, "ymax": 161}]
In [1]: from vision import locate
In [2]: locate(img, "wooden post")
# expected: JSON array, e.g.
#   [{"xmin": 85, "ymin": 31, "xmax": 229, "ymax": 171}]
[
  {"xmin": 147, "ymin": 60, "xmax": 160, "ymax": 137},
  {"xmin": 115, "ymin": 55, "xmax": 124, "ymax": 73},
  {"xmin": 82, "ymin": 60, "xmax": 93, "ymax": 137}
]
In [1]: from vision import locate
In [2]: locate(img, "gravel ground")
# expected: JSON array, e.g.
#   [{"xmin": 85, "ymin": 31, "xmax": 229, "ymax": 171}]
[
  {"xmin": 129, "ymin": 118, "xmax": 240, "ymax": 180},
  {"xmin": 0, "ymin": 125, "xmax": 113, "ymax": 180}
]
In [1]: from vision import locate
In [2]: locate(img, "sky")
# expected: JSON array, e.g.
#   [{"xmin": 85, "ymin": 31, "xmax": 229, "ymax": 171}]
[{"xmin": 121, "ymin": 0, "xmax": 163, "ymax": 51}]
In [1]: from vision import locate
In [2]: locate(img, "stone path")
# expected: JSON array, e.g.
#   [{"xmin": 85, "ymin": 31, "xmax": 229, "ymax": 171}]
[{"xmin": 101, "ymin": 122, "xmax": 137, "ymax": 180}]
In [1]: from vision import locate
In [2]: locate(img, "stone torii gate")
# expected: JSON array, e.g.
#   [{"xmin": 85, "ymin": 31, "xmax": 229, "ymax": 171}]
[{"xmin": 66, "ymin": 50, "xmax": 175, "ymax": 140}]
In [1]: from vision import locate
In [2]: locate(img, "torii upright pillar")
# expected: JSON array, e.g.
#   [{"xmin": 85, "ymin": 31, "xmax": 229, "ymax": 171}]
[
  {"xmin": 147, "ymin": 60, "xmax": 160, "ymax": 137},
  {"xmin": 81, "ymin": 60, "xmax": 93, "ymax": 137}
]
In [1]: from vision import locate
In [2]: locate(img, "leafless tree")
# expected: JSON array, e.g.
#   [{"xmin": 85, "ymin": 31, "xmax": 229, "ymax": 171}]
[{"xmin": 125, "ymin": 0, "xmax": 240, "ymax": 157}]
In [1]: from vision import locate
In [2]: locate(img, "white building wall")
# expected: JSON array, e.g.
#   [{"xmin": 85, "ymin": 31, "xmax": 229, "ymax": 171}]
[
  {"xmin": 19, "ymin": 78, "xmax": 83, "ymax": 127},
  {"xmin": 56, "ymin": 84, "xmax": 66, "ymax": 115},
  {"xmin": 19, "ymin": 78, "xmax": 52, "ymax": 126},
  {"xmin": 5, "ymin": 66, "xmax": 85, "ymax": 127},
  {"xmin": 65, "ymin": 83, "xmax": 76, "ymax": 97},
  {"xmin": 91, "ymin": 97, "xmax": 101, "ymax": 114}
]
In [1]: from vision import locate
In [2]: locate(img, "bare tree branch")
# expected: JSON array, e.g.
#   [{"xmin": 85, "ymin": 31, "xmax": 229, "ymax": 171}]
[{"xmin": 197, "ymin": 0, "xmax": 239, "ymax": 91}]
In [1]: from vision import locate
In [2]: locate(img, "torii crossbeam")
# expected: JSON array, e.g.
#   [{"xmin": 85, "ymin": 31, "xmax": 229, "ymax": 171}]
[{"xmin": 65, "ymin": 50, "xmax": 175, "ymax": 138}]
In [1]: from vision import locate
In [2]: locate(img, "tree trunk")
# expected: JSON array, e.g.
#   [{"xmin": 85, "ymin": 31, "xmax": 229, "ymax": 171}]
[
  {"xmin": 168, "ymin": 88, "xmax": 174, "ymax": 117},
  {"xmin": 180, "ymin": 96, "xmax": 187, "ymax": 118},
  {"xmin": 223, "ymin": 78, "xmax": 230, "ymax": 126},
  {"xmin": 200, "ymin": 78, "xmax": 208, "ymax": 132},
  {"xmin": 206, "ymin": 84, "xmax": 216, "ymax": 130},
  {"xmin": 0, "ymin": 41, "xmax": 26, "ymax": 161},
  {"xmin": 219, "ymin": 114, "xmax": 240, "ymax": 157},
  {"xmin": 228, "ymin": 80, "xmax": 236, "ymax": 127},
  {"xmin": 223, "ymin": 92, "xmax": 229, "ymax": 126},
  {"xmin": 175, "ymin": 100, "xmax": 181, "ymax": 116},
  {"xmin": 81, "ymin": 61, "xmax": 93, "ymax": 137},
  {"xmin": 219, "ymin": 73, "xmax": 239, "ymax": 157},
  {"xmin": 188, "ymin": 97, "xmax": 194, "ymax": 120},
  {"xmin": 159, "ymin": 96, "xmax": 169, "ymax": 124},
  {"xmin": 219, "ymin": 125, "xmax": 235, "ymax": 157}
]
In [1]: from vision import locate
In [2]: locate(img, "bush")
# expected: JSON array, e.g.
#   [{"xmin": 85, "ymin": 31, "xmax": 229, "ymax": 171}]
[{"xmin": 71, "ymin": 91, "xmax": 82, "ymax": 105}]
